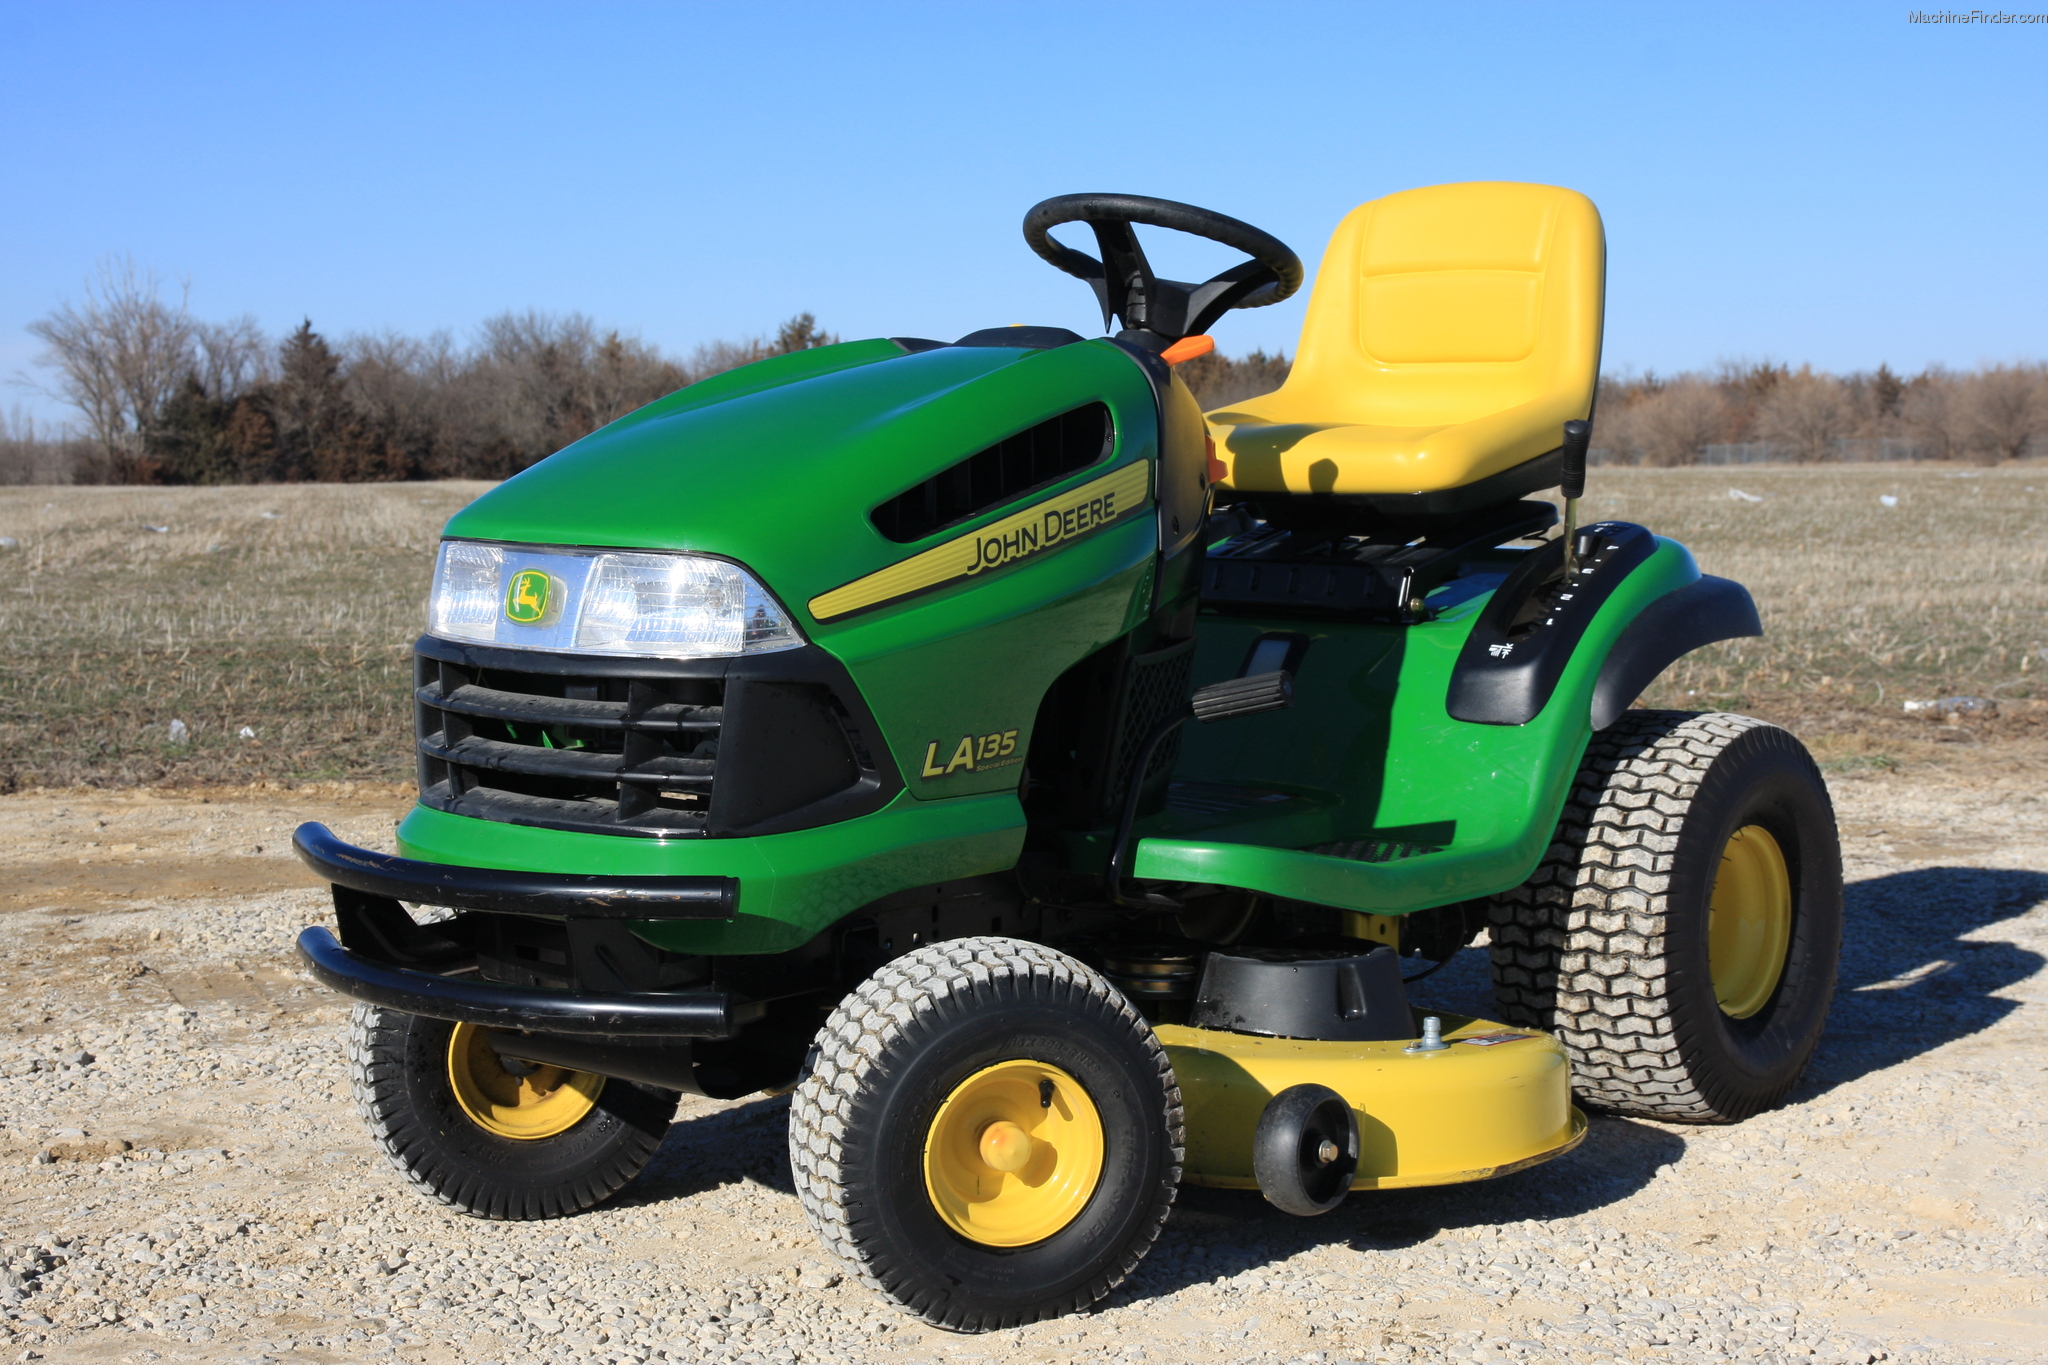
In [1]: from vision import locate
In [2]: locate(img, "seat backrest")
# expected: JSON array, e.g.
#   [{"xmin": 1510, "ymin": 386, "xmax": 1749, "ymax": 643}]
[{"xmin": 1272, "ymin": 182, "xmax": 1604, "ymax": 429}]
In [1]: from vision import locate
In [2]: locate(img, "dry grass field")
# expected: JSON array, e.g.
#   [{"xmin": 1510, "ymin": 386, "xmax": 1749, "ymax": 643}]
[
  {"xmin": 1, "ymin": 466, "xmax": 2044, "ymax": 791},
  {"xmin": 1567, "ymin": 466, "xmax": 2048, "ymax": 731},
  {"xmin": 0, "ymin": 483, "xmax": 490, "ymax": 791}
]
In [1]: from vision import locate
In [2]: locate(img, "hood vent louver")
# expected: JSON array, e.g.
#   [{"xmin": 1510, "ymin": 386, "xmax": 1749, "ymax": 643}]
[{"xmin": 870, "ymin": 403, "xmax": 1114, "ymax": 544}]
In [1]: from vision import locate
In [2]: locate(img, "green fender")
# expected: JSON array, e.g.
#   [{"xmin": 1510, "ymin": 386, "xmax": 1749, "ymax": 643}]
[{"xmin": 1128, "ymin": 537, "xmax": 1706, "ymax": 914}]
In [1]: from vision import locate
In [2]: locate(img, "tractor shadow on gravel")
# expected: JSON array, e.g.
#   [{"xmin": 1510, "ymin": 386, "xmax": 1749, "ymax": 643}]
[
  {"xmin": 1798, "ymin": 865, "xmax": 2048, "ymax": 1101},
  {"xmin": 1108, "ymin": 1114, "xmax": 1686, "ymax": 1303},
  {"xmin": 620, "ymin": 1095, "xmax": 799, "ymax": 1208}
]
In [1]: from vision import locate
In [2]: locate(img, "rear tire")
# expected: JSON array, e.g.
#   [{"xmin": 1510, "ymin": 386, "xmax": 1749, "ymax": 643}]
[
  {"xmin": 348, "ymin": 1003, "xmax": 677, "ymax": 1219},
  {"xmin": 788, "ymin": 938, "xmax": 1183, "ymax": 1331},
  {"xmin": 1488, "ymin": 712, "xmax": 1842, "ymax": 1122}
]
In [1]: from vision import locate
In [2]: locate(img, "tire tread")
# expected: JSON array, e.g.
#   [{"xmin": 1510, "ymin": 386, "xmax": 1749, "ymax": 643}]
[
  {"xmin": 347, "ymin": 1002, "xmax": 668, "ymax": 1220},
  {"xmin": 788, "ymin": 937, "xmax": 1183, "ymax": 1331},
  {"xmin": 1488, "ymin": 710, "xmax": 1804, "ymax": 1121}
]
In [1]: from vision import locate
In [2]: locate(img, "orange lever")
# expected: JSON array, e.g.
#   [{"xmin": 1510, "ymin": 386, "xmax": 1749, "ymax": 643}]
[
  {"xmin": 1204, "ymin": 433, "xmax": 1228, "ymax": 487},
  {"xmin": 1160, "ymin": 335, "xmax": 1215, "ymax": 366}
]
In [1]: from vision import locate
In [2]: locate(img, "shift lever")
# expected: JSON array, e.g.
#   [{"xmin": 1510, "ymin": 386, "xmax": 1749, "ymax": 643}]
[{"xmin": 1559, "ymin": 419, "xmax": 1591, "ymax": 581}]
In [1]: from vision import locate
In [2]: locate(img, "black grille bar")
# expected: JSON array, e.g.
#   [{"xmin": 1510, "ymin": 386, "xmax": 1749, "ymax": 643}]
[
  {"xmin": 418, "ymin": 733, "xmax": 717, "ymax": 786},
  {"xmin": 418, "ymin": 678, "xmax": 722, "ymax": 733},
  {"xmin": 298, "ymin": 927, "xmax": 755, "ymax": 1038}
]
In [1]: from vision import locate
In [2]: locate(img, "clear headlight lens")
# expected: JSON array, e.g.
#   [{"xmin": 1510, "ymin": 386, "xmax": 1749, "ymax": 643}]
[
  {"xmin": 428, "ymin": 541, "xmax": 505, "ymax": 644},
  {"xmin": 426, "ymin": 541, "xmax": 804, "ymax": 659},
  {"xmin": 576, "ymin": 553, "xmax": 797, "ymax": 656}
]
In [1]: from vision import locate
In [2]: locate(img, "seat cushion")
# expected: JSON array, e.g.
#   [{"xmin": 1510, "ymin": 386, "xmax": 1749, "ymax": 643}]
[
  {"xmin": 1209, "ymin": 392, "xmax": 1582, "ymax": 496},
  {"xmin": 1210, "ymin": 182, "xmax": 1604, "ymax": 497}
]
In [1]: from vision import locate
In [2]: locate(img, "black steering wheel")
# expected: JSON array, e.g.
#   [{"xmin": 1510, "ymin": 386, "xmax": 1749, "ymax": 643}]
[{"xmin": 1023, "ymin": 193, "xmax": 1304, "ymax": 351}]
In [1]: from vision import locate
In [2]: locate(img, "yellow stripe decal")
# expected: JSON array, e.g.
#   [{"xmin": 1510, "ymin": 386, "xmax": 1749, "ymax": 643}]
[{"xmin": 809, "ymin": 461, "xmax": 1152, "ymax": 622}]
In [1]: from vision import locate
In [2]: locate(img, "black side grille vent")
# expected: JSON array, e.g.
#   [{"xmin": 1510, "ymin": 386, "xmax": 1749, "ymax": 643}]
[
  {"xmin": 870, "ymin": 402, "xmax": 1113, "ymax": 544},
  {"xmin": 1102, "ymin": 637, "xmax": 1197, "ymax": 823}
]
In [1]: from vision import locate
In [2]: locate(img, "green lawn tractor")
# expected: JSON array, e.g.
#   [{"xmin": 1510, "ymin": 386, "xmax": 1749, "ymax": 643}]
[{"xmin": 294, "ymin": 181, "xmax": 1843, "ymax": 1330}]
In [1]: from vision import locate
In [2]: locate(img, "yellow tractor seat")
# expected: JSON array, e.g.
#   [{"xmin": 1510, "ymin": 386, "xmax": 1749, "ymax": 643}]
[{"xmin": 1208, "ymin": 182, "xmax": 1604, "ymax": 513}]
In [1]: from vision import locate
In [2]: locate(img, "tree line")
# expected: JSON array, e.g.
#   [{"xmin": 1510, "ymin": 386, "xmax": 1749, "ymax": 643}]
[
  {"xmin": 1593, "ymin": 360, "xmax": 2048, "ymax": 465},
  {"xmin": 6, "ymin": 259, "xmax": 2043, "ymax": 483},
  {"xmin": 6, "ymin": 260, "xmax": 837, "ymax": 485}
]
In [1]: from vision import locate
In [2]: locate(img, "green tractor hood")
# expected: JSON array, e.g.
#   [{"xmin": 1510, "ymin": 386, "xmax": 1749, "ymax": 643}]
[{"xmin": 443, "ymin": 336, "xmax": 1164, "ymax": 638}]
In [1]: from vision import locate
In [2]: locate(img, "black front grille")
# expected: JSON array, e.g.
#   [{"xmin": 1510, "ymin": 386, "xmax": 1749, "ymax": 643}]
[{"xmin": 416, "ymin": 653, "xmax": 724, "ymax": 837}]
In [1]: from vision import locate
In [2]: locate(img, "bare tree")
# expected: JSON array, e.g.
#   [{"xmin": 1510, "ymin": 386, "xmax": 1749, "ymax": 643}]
[
  {"xmin": 26, "ymin": 258, "xmax": 196, "ymax": 461},
  {"xmin": 1176, "ymin": 347, "xmax": 1291, "ymax": 409},
  {"xmin": 686, "ymin": 313, "xmax": 841, "ymax": 382},
  {"xmin": 194, "ymin": 315, "xmax": 271, "ymax": 402},
  {"xmin": 1902, "ymin": 368, "xmax": 1966, "ymax": 460},
  {"xmin": 1960, "ymin": 363, "xmax": 2048, "ymax": 463},
  {"xmin": 0, "ymin": 406, "xmax": 98, "ymax": 484},
  {"xmin": 1755, "ymin": 366, "xmax": 1852, "ymax": 462},
  {"xmin": 1612, "ymin": 378, "xmax": 1731, "ymax": 466}
]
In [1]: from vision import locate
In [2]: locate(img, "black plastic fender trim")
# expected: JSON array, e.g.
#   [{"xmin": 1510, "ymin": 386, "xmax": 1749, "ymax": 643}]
[
  {"xmin": 292, "ymin": 821, "xmax": 738, "ymax": 920},
  {"xmin": 1445, "ymin": 522, "xmax": 1658, "ymax": 726},
  {"xmin": 1589, "ymin": 575, "xmax": 1761, "ymax": 729},
  {"xmin": 295, "ymin": 926, "xmax": 759, "ymax": 1038}
]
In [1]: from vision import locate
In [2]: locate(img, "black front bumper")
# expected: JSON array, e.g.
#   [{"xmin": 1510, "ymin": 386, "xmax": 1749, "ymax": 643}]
[
  {"xmin": 292, "ymin": 821, "xmax": 737, "ymax": 920},
  {"xmin": 292, "ymin": 822, "xmax": 758, "ymax": 1040},
  {"xmin": 294, "ymin": 927, "xmax": 759, "ymax": 1038}
]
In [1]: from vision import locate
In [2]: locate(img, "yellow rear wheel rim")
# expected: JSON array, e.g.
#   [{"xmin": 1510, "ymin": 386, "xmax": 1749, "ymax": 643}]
[
  {"xmin": 446, "ymin": 1022, "xmax": 605, "ymax": 1140},
  {"xmin": 1708, "ymin": 824, "xmax": 1793, "ymax": 1019},
  {"xmin": 923, "ymin": 1061, "xmax": 1105, "ymax": 1248}
]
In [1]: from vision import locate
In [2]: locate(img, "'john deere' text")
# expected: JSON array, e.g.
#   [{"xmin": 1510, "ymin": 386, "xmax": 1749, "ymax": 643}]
[{"xmin": 967, "ymin": 490, "xmax": 1120, "ymax": 575}]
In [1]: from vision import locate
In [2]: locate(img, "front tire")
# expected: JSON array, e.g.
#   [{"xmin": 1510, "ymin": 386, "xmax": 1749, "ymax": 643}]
[
  {"xmin": 348, "ymin": 1004, "xmax": 677, "ymax": 1219},
  {"xmin": 789, "ymin": 938, "xmax": 1183, "ymax": 1331},
  {"xmin": 1489, "ymin": 712, "xmax": 1843, "ymax": 1122}
]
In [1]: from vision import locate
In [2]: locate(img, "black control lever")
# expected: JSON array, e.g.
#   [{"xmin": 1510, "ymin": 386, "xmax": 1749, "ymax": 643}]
[
  {"xmin": 1559, "ymin": 419, "xmax": 1592, "ymax": 581},
  {"xmin": 1105, "ymin": 671, "xmax": 1293, "ymax": 910}
]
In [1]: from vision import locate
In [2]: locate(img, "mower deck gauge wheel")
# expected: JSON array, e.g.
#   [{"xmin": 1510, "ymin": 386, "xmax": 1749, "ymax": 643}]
[{"xmin": 1252, "ymin": 1083, "xmax": 1359, "ymax": 1216}]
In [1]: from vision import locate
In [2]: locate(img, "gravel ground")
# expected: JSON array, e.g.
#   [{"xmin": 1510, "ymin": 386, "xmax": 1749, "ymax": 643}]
[{"xmin": 1, "ymin": 754, "xmax": 2045, "ymax": 1365}]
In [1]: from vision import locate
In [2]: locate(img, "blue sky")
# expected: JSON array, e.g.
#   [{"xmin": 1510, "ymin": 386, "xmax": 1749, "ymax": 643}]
[{"xmin": 3, "ymin": 2, "xmax": 2042, "ymax": 427}]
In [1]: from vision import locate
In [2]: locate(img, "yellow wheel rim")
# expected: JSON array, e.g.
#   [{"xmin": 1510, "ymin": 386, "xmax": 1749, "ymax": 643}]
[
  {"xmin": 923, "ymin": 1061, "xmax": 1105, "ymax": 1248},
  {"xmin": 1708, "ymin": 824, "xmax": 1793, "ymax": 1019},
  {"xmin": 446, "ymin": 1023, "xmax": 605, "ymax": 1140}
]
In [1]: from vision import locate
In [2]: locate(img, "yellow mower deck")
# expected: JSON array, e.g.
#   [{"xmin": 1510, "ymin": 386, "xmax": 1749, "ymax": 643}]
[{"xmin": 1160, "ymin": 1014, "xmax": 1585, "ymax": 1192}]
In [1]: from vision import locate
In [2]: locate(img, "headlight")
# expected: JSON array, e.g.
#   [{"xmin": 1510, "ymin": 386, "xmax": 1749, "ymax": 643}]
[{"xmin": 427, "ymin": 541, "xmax": 804, "ymax": 659}]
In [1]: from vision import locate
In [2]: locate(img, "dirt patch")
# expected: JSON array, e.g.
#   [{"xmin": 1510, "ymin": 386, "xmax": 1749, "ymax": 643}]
[
  {"xmin": 0, "ymin": 782, "xmax": 411, "ymax": 914},
  {"xmin": 0, "ymin": 855, "xmax": 327, "ymax": 910}
]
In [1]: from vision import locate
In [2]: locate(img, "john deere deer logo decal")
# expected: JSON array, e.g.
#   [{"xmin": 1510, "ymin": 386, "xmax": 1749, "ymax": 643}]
[{"xmin": 504, "ymin": 569, "xmax": 555, "ymax": 625}]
